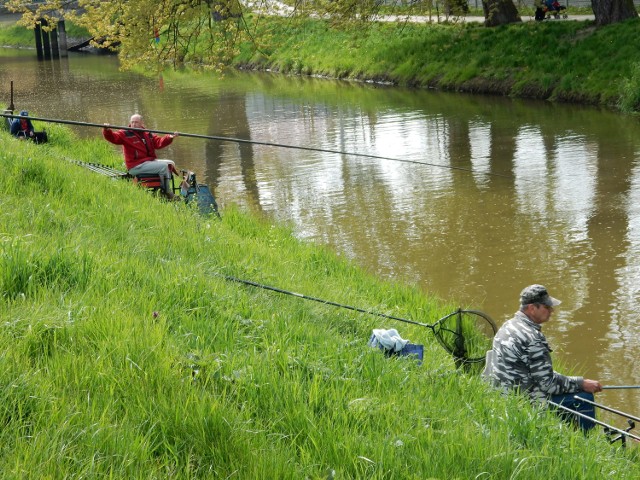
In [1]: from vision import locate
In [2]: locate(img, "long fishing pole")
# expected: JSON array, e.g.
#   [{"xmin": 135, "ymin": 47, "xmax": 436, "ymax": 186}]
[
  {"xmin": 602, "ymin": 385, "xmax": 640, "ymax": 390},
  {"xmin": 548, "ymin": 400, "xmax": 640, "ymax": 442},
  {"xmin": 0, "ymin": 113, "xmax": 510, "ymax": 178},
  {"xmin": 219, "ymin": 273, "xmax": 497, "ymax": 364},
  {"xmin": 575, "ymin": 395, "xmax": 640, "ymax": 424},
  {"xmin": 222, "ymin": 274, "xmax": 433, "ymax": 328}
]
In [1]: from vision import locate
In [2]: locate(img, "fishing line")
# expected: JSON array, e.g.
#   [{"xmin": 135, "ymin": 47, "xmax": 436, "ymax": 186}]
[{"xmin": 0, "ymin": 113, "xmax": 511, "ymax": 178}]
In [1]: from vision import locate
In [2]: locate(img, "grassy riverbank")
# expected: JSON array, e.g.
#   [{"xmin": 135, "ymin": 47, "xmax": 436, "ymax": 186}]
[
  {"xmin": 1, "ymin": 124, "xmax": 640, "ymax": 476},
  {"xmin": 3, "ymin": 15, "xmax": 640, "ymax": 110},
  {"xmin": 232, "ymin": 16, "xmax": 640, "ymax": 111}
]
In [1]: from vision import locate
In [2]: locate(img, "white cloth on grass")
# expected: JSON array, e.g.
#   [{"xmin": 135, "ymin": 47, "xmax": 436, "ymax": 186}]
[{"xmin": 368, "ymin": 328, "xmax": 409, "ymax": 353}]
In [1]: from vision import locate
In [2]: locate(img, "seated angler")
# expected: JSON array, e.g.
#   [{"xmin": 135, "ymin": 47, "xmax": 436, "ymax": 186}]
[
  {"xmin": 482, "ymin": 284, "xmax": 602, "ymax": 431},
  {"xmin": 103, "ymin": 113, "xmax": 180, "ymax": 200},
  {"xmin": 10, "ymin": 110, "xmax": 35, "ymax": 140}
]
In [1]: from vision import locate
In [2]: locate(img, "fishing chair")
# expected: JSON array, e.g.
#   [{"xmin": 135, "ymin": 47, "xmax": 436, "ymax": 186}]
[{"xmin": 128, "ymin": 164, "xmax": 179, "ymax": 198}]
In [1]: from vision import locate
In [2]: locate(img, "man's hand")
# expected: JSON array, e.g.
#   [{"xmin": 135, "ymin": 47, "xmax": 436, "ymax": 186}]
[{"xmin": 582, "ymin": 379, "xmax": 602, "ymax": 393}]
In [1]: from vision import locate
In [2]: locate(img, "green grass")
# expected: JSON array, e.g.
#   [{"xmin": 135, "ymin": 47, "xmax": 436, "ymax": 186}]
[
  {"xmin": 0, "ymin": 119, "xmax": 639, "ymax": 477},
  {"xmin": 0, "ymin": 21, "xmax": 34, "ymax": 46},
  {"xmin": 231, "ymin": 15, "xmax": 640, "ymax": 110},
  {"xmin": 0, "ymin": 20, "xmax": 89, "ymax": 46}
]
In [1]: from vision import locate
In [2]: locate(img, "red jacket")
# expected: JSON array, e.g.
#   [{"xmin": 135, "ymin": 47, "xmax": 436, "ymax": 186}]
[{"xmin": 102, "ymin": 128, "xmax": 174, "ymax": 170}]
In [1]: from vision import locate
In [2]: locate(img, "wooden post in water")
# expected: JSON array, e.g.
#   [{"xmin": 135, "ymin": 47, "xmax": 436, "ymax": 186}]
[
  {"xmin": 50, "ymin": 22, "xmax": 60, "ymax": 59},
  {"xmin": 2, "ymin": 81, "xmax": 15, "ymax": 130},
  {"xmin": 57, "ymin": 19, "xmax": 68, "ymax": 57},
  {"xmin": 9, "ymin": 81, "xmax": 15, "ymax": 112},
  {"xmin": 34, "ymin": 22, "xmax": 44, "ymax": 60},
  {"xmin": 41, "ymin": 18, "xmax": 52, "ymax": 60}
]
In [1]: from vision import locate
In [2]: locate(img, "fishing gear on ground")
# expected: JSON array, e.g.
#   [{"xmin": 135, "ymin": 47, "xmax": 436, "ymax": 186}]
[{"xmin": 549, "ymin": 395, "xmax": 640, "ymax": 447}]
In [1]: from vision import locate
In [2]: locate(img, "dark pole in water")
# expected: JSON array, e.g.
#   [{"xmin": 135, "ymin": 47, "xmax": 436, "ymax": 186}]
[
  {"xmin": 9, "ymin": 81, "xmax": 15, "ymax": 112},
  {"xmin": 57, "ymin": 19, "xmax": 68, "ymax": 57},
  {"xmin": 34, "ymin": 22, "xmax": 44, "ymax": 60},
  {"xmin": 41, "ymin": 18, "xmax": 52, "ymax": 60},
  {"xmin": 50, "ymin": 22, "xmax": 60, "ymax": 59}
]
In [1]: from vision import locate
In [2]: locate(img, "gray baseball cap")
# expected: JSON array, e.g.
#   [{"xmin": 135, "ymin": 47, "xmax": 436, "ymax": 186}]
[{"xmin": 520, "ymin": 284, "xmax": 561, "ymax": 307}]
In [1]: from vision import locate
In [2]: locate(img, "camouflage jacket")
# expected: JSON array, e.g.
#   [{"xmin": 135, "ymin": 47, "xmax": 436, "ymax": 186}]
[{"xmin": 482, "ymin": 311, "xmax": 583, "ymax": 402}]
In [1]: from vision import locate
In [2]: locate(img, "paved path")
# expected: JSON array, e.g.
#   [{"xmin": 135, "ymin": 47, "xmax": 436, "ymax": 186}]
[
  {"xmin": 375, "ymin": 13, "xmax": 594, "ymax": 23},
  {"xmin": 246, "ymin": 1, "xmax": 595, "ymax": 23},
  {"xmin": 0, "ymin": 13, "xmax": 21, "ymax": 25}
]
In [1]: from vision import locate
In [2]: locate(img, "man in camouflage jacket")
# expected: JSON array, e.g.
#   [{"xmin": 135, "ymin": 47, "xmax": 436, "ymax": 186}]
[{"xmin": 482, "ymin": 285, "xmax": 602, "ymax": 405}]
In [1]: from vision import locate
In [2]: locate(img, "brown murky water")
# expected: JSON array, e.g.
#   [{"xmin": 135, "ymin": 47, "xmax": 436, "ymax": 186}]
[{"xmin": 2, "ymin": 49, "xmax": 638, "ymax": 423}]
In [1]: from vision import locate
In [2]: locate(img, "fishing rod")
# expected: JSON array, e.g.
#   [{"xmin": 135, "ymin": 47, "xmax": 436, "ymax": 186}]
[
  {"xmin": 548, "ymin": 400, "xmax": 640, "ymax": 443},
  {"xmin": 219, "ymin": 273, "xmax": 497, "ymax": 364},
  {"xmin": 0, "ymin": 112, "xmax": 510, "ymax": 178},
  {"xmin": 575, "ymin": 395, "xmax": 640, "ymax": 424},
  {"xmin": 602, "ymin": 385, "xmax": 640, "ymax": 390},
  {"xmin": 224, "ymin": 274, "xmax": 431, "ymax": 327},
  {"xmin": 566, "ymin": 395, "xmax": 640, "ymax": 446}
]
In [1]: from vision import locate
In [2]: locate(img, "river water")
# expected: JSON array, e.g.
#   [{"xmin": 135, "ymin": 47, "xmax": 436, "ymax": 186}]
[{"xmin": 2, "ymin": 48, "xmax": 639, "ymax": 420}]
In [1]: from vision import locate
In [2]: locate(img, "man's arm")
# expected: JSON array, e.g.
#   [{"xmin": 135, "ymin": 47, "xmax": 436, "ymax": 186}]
[
  {"xmin": 102, "ymin": 126, "xmax": 123, "ymax": 145},
  {"xmin": 528, "ymin": 340, "xmax": 583, "ymax": 395},
  {"xmin": 152, "ymin": 132, "xmax": 177, "ymax": 150}
]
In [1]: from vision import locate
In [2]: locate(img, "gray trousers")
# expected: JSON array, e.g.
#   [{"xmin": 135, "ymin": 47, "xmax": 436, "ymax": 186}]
[{"xmin": 128, "ymin": 159, "xmax": 176, "ymax": 193}]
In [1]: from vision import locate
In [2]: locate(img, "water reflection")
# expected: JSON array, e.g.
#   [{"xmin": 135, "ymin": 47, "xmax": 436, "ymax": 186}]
[
  {"xmin": 2, "ymin": 49, "xmax": 639, "ymax": 417},
  {"xmin": 469, "ymin": 121, "xmax": 492, "ymax": 188}
]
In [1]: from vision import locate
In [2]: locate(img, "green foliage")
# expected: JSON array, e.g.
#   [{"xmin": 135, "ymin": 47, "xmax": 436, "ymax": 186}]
[
  {"xmin": 62, "ymin": 21, "xmax": 90, "ymax": 39},
  {"xmin": 0, "ymin": 22, "xmax": 34, "ymax": 46},
  {"xmin": 619, "ymin": 61, "xmax": 640, "ymax": 112}
]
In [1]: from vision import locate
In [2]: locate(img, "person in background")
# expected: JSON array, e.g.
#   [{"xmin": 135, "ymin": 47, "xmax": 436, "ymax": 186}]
[
  {"xmin": 102, "ymin": 114, "xmax": 180, "ymax": 200},
  {"xmin": 482, "ymin": 284, "xmax": 602, "ymax": 430},
  {"xmin": 10, "ymin": 110, "xmax": 35, "ymax": 139},
  {"xmin": 533, "ymin": 0, "xmax": 546, "ymax": 21},
  {"xmin": 544, "ymin": 0, "xmax": 566, "ymax": 16}
]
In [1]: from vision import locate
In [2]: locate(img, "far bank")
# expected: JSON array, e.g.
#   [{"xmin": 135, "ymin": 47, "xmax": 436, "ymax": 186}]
[
  {"xmin": 230, "ymin": 16, "xmax": 640, "ymax": 112},
  {"xmin": 2, "ymin": 14, "xmax": 640, "ymax": 111}
]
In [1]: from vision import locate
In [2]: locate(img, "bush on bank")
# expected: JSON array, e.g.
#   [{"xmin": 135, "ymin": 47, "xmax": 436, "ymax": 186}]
[{"xmin": 0, "ymin": 123, "xmax": 639, "ymax": 477}]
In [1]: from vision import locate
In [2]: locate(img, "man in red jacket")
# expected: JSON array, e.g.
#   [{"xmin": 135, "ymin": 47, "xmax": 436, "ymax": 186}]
[{"xmin": 103, "ymin": 114, "xmax": 180, "ymax": 199}]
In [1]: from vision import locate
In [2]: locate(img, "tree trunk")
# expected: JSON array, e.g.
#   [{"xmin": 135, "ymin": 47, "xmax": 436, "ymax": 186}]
[
  {"xmin": 482, "ymin": 0, "xmax": 521, "ymax": 26},
  {"xmin": 591, "ymin": 0, "xmax": 637, "ymax": 26}
]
